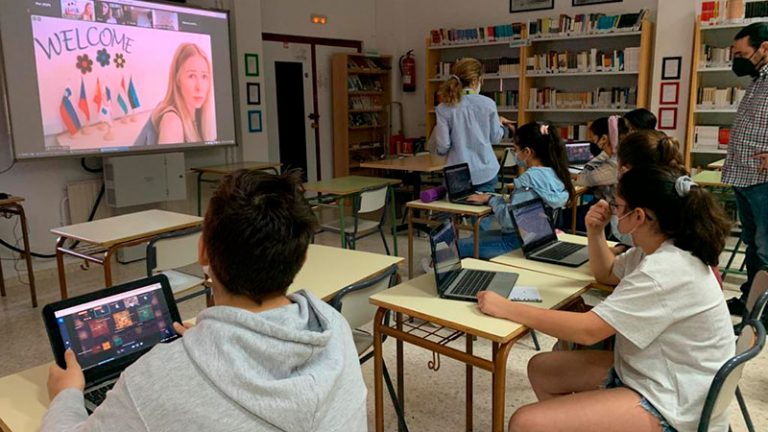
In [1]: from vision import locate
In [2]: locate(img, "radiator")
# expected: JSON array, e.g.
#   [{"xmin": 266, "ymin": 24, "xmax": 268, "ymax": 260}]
[{"xmin": 66, "ymin": 179, "xmax": 111, "ymax": 224}]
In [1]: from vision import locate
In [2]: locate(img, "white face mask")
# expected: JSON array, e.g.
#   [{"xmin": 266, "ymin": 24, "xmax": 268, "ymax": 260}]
[{"xmin": 616, "ymin": 209, "xmax": 640, "ymax": 236}]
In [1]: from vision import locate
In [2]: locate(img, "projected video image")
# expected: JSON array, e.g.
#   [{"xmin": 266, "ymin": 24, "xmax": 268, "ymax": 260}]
[{"xmin": 31, "ymin": 9, "xmax": 216, "ymax": 151}]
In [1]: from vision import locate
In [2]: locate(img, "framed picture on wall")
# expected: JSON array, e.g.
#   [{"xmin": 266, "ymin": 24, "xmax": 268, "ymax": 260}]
[
  {"xmin": 247, "ymin": 110, "xmax": 263, "ymax": 133},
  {"xmin": 244, "ymin": 53, "xmax": 259, "ymax": 77},
  {"xmin": 658, "ymin": 107, "xmax": 678, "ymax": 130},
  {"xmin": 510, "ymin": 0, "xmax": 554, "ymax": 13},
  {"xmin": 661, "ymin": 56, "xmax": 682, "ymax": 80},
  {"xmin": 659, "ymin": 82, "xmax": 680, "ymax": 105},
  {"xmin": 573, "ymin": 0, "xmax": 623, "ymax": 6},
  {"xmin": 246, "ymin": 83, "xmax": 261, "ymax": 105}
]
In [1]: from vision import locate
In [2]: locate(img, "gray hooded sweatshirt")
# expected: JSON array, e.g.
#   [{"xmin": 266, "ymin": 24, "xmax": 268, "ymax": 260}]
[{"xmin": 40, "ymin": 290, "xmax": 368, "ymax": 432}]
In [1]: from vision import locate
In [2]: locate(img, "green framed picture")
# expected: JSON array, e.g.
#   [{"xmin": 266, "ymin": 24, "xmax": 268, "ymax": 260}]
[{"xmin": 244, "ymin": 53, "xmax": 259, "ymax": 77}]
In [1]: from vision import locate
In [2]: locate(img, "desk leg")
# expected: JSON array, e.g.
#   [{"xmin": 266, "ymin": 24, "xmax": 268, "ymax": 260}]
[
  {"xmin": 407, "ymin": 208, "xmax": 414, "ymax": 279},
  {"xmin": 389, "ymin": 186, "xmax": 399, "ymax": 256},
  {"xmin": 197, "ymin": 172, "xmax": 204, "ymax": 216},
  {"xmin": 396, "ymin": 312, "xmax": 405, "ymax": 431},
  {"xmin": 56, "ymin": 237, "xmax": 68, "ymax": 299},
  {"xmin": 0, "ymin": 246, "xmax": 5, "ymax": 297},
  {"xmin": 373, "ymin": 308, "xmax": 387, "ymax": 432},
  {"xmin": 338, "ymin": 197, "xmax": 347, "ymax": 249},
  {"xmin": 466, "ymin": 334, "xmax": 474, "ymax": 431},
  {"xmin": 571, "ymin": 199, "xmax": 578, "ymax": 234},
  {"xmin": 103, "ymin": 248, "xmax": 115, "ymax": 287},
  {"xmin": 15, "ymin": 204, "xmax": 37, "ymax": 307},
  {"xmin": 492, "ymin": 341, "xmax": 514, "ymax": 432},
  {"xmin": 473, "ymin": 217, "xmax": 480, "ymax": 259}
]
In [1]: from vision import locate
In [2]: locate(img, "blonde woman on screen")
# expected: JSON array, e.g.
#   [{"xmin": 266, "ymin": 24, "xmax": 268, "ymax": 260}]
[{"xmin": 134, "ymin": 43, "xmax": 215, "ymax": 146}]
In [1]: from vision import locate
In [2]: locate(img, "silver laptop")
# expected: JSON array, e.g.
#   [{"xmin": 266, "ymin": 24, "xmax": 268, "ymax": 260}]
[
  {"xmin": 428, "ymin": 220, "xmax": 518, "ymax": 301},
  {"xmin": 443, "ymin": 163, "xmax": 485, "ymax": 206},
  {"xmin": 566, "ymin": 141, "xmax": 592, "ymax": 171},
  {"xmin": 510, "ymin": 198, "xmax": 589, "ymax": 267}
]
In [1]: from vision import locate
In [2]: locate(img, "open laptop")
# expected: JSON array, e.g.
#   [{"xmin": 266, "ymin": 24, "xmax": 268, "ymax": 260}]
[
  {"xmin": 443, "ymin": 163, "xmax": 485, "ymax": 206},
  {"xmin": 565, "ymin": 141, "xmax": 592, "ymax": 172},
  {"xmin": 42, "ymin": 275, "xmax": 181, "ymax": 413},
  {"xmin": 428, "ymin": 220, "xmax": 518, "ymax": 301},
  {"xmin": 510, "ymin": 198, "xmax": 589, "ymax": 267}
]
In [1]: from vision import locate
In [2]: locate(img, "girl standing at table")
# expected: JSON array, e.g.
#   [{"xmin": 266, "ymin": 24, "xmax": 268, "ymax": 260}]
[
  {"xmin": 434, "ymin": 58, "xmax": 515, "ymax": 194},
  {"xmin": 476, "ymin": 166, "xmax": 733, "ymax": 432}
]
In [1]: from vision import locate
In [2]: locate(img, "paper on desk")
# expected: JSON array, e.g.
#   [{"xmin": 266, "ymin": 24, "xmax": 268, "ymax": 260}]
[{"xmin": 508, "ymin": 286, "xmax": 542, "ymax": 302}]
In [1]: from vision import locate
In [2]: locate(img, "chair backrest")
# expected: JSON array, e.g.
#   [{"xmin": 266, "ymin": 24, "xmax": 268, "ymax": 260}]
[
  {"xmin": 501, "ymin": 147, "xmax": 517, "ymax": 168},
  {"xmin": 356, "ymin": 184, "xmax": 389, "ymax": 215},
  {"xmin": 146, "ymin": 226, "xmax": 202, "ymax": 275},
  {"xmin": 745, "ymin": 269, "xmax": 768, "ymax": 323},
  {"xmin": 698, "ymin": 320, "xmax": 766, "ymax": 432},
  {"xmin": 330, "ymin": 264, "xmax": 398, "ymax": 329}
]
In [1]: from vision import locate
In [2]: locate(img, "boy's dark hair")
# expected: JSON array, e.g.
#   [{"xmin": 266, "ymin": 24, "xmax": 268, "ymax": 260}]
[
  {"xmin": 203, "ymin": 169, "xmax": 317, "ymax": 303},
  {"xmin": 515, "ymin": 121, "xmax": 575, "ymax": 200},
  {"xmin": 618, "ymin": 130, "xmax": 686, "ymax": 174},
  {"xmin": 735, "ymin": 22, "xmax": 768, "ymax": 49},
  {"xmin": 589, "ymin": 116, "xmax": 629, "ymax": 141},
  {"xmin": 618, "ymin": 167, "xmax": 730, "ymax": 266},
  {"xmin": 623, "ymin": 108, "xmax": 657, "ymax": 130}
]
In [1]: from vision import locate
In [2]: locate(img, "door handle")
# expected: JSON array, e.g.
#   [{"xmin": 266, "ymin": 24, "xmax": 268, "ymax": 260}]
[{"xmin": 308, "ymin": 113, "xmax": 320, "ymax": 121}]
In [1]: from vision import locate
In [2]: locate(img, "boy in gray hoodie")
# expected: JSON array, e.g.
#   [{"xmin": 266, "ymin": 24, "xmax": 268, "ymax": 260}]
[{"xmin": 43, "ymin": 170, "xmax": 368, "ymax": 431}]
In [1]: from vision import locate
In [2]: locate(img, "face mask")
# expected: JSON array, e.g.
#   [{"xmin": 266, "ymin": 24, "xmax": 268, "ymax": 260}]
[
  {"xmin": 732, "ymin": 49, "xmax": 763, "ymax": 77},
  {"xmin": 589, "ymin": 141, "xmax": 602, "ymax": 157},
  {"xmin": 610, "ymin": 215, "xmax": 634, "ymax": 245},
  {"xmin": 616, "ymin": 209, "xmax": 639, "ymax": 236},
  {"xmin": 516, "ymin": 150, "xmax": 528, "ymax": 168}
]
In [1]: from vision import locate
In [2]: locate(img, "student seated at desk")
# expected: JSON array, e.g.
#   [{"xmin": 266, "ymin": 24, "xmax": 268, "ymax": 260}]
[
  {"xmin": 623, "ymin": 108, "xmax": 657, "ymax": 132},
  {"xmin": 459, "ymin": 122, "xmax": 574, "ymax": 259},
  {"xmin": 476, "ymin": 167, "xmax": 734, "ymax": 432},
  {"xmin": 42, "ymin": 170, "xmax": 367, "ymax": 431}
]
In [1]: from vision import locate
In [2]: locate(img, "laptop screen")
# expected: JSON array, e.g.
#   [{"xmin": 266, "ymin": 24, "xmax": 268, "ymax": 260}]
[
  {"xmin": 510, "ymin": 199, "xmax": 557, "ymax": 252},
  {"xmin": 52, "ymin": 281, "xmax": 178, "ymax": 372},
  {"xmin": 443, "ymin": 164, "xmax": 474, "ymax": 199},
  {"xmin": 429, "ymin": 221, "xmax": 462, "ymax": 289},
  {"xmin": 565, "ymin": 142, "xmax": 592, "ymax": 164}
]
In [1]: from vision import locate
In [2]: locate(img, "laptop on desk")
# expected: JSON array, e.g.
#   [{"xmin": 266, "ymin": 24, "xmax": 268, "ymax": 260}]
[
  {"xmin": 443, "ymin": 163, "xmax": 486, "ymax": 206},
  {"xmin": 42, "ymin": 275, "xmax": 181, "ymax": 413},
  {"xmin": 428, "ymin": 220, "xmax": 518, "ymax": 301},
  {"xmin": 510, "ymin": 198, "xmax": 589, "ymax": 267},
  {"xmin": 565, "ymin": 141, "xmax": 592, "ymax": 171}
]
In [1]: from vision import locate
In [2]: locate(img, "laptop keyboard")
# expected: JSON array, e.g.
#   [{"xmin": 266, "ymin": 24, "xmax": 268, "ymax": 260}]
[
  {"xmin": 84, "ymin": 381, "xmax": 115, "ymax": 409},
  {"xmin": 537, "ymin": 242, "xmax": 583, "ymax": 261},
  {"xmin": 452, "ymin": 270, "xmax": 494, "ymax": 297}
]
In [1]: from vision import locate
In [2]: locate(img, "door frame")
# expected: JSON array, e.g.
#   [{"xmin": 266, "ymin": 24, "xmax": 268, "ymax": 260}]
[{"xmin": 262, "ymin": 33, "xmax": 362, "ymax": 180}]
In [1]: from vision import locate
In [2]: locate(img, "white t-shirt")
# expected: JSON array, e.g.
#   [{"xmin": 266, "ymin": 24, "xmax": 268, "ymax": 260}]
[{"xmin": 592, "ymin": 241, "xmax": 734, "ymax": 432}]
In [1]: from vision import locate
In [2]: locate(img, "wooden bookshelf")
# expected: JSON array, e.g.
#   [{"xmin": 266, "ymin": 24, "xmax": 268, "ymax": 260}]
[
  {"xmin": 332, "ymin": 53, "xmax": 392, "ymax": 177},
  {"xmin": 424, "ymin": 18, "xmax": 654, "ymax": 140}
]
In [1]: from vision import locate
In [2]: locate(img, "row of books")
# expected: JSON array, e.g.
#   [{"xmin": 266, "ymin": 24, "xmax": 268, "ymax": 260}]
[
  {"xmin": 693, "ymin": 125, "xmax": 731, "ymax": 150},
  {"xmin": 480, "ymin": 90, "xmax": 519, "ymax": 109},
  {"xmin": 349, "ymin": 113, "xmax": 382, "ymax": 127},
  {"xmin": 696, "ymin": 86, "xmax": 746, "ymax": 107},
  {"xmin": 528, "ymin": 87, "xmax": 637, "ymax": 110},
  {"xmin": 349, "ymin": 95, "xmax": 383, "ymax": 111},
  {"xmin": 433, "ymin": 57, "xmax": 520, "ymax": 78},
  {"xmin": 699, "ymin": 44, "xmax": 733, "ymax": 68},
  {"xmin": 429, "ymin": 23, "xmax": 523, "ymax": 46},
  {"xmin": 347, "ymin": 75, "xmax": 384, "ymax": 92},
  {"xmin": 527, "ymin": 10, "xmax": 648, "ymax": 38},
  {"xmin": 701, "ymin": 0, "xmax": 768, "ymax": 24},
  {"xmin": 526, "ymin": 47, "xmax": 640, "ymax": 74},
  {"xmin": 346, "ymin": 56, "xmax": 387, "ymax": 71},
  {"xmin": 557, "ymin": 124, "xmax": 590, "ymax": 142}
]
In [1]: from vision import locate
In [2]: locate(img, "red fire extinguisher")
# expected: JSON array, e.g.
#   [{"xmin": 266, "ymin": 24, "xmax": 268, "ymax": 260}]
[{"xmin": 399, "ymin": 50, "xmax": 416, "ymax": 92}]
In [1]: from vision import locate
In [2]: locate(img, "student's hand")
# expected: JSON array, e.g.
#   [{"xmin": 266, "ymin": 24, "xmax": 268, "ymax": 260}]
[
  {"xmin": 173, "ymin": 322, "xmax": 194, "ymax": 336},
  {"xmin": 753, "ymin": 152, "xmax": 768, "ymax": 171},
  {"xmin": 499, "ymin": 116, "xmax": 515, "ymax": 127},
  {"xmin": 467, "ymin": 193, "xmax": 491, "ymax": 204},
  {"xmin": 47, "ymin": 349, "xmax": 85, "ymax": 401},
  {"xmin": 585, "ymin": 200, "xmax": 611, "ymax": 234},
  {"xmin": 477, "ymin": 291, "xmax": 510, "ymax": 319}
]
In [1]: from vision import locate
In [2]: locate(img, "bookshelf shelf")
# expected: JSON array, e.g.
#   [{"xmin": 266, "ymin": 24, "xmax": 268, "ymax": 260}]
[
  {"xmin": 429, "ymin": 73, "xmax": 520, "ymax": 82},
  {"xmin": 527, "ymin": 70, "xmax": 639, "ymax": 77},
  {"xmin": 691, "ymin": 148, "xmax": 728, "ymax": 155},
  {"xmin": 694, "ymin": 107, "xmax": 738, "ymax": 113},
  {"xmin": 528, "ymin": 30, "xmax": 642, "ymax": 42},
  {"xmin": 700, "ymin": 19, "xmax": 768, "ymax": 31},
  {"xmin": 699, "ymin": 66, "xmax": 733, "ymax": 72},
  {"xmin": 428, "ymin": 39, "xmax": 523, "ymax": 50},
  {"xmin": 333, "ymin": 54, "xmax": 392, "ymax": 177}
]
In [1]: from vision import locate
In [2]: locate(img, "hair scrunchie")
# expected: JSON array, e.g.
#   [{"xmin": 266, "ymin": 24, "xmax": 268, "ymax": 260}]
[
  {"xmin": 539, "ymin": 123, "xmax": 550, "ymax": 136},
  {"xmin": 608, "ymin": 115, "xmax": 620, "ymax": 152},
  {"xmin": 674, "ymin": 175, "xmax": 698, "ymax": 197}
]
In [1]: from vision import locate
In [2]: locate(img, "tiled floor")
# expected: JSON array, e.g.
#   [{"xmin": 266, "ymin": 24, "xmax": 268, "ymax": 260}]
[{"xmin": 0, "ymin": 229, "xmax": 765, "ymax": 431}]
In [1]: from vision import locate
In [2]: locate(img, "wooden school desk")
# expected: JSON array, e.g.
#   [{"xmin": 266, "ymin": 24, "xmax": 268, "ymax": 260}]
[
  {"xmin": 191, "ymin": 161, "xmax": 282, "ymax": 216},
  {"xmin": 360, "ymin": 154, "xmax": 447, "ymax": 200},
  {"xmin": 692, "ymin": 170, "xmax": 725, "ymax": 187},
  {"xmin": 490, "ymin": 233, "xmax": 616, "ymax": 291},
  {"xmin": 51, "ymin": 210, "xmax": 203, "ymax": 299},
  {"xmin": 0, "ymin": 196, "xmax": 37, "ymax": 307},
  {"xmin": 303, "ymin": 176, "xmax": 402, "ymax": 254},
  {"xmin": 370, "ymin": 259, "xmax": 588, "ymax": 432},
  {"xmin": 707, "ymin": 158, "xmax": 726, "ymax": 170},
  {"xmin": 405, "ymin": 198, "xmax": 492, "ymax": 278},
  {"xmin": 0, "ymin": 246, "xmax": 402, "ymax": 432}
]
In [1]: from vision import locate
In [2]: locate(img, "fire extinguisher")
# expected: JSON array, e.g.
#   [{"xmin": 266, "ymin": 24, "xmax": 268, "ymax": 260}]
[{"xmin": 399, "ymin": 50, "xmax": 416, "ymax": 92}]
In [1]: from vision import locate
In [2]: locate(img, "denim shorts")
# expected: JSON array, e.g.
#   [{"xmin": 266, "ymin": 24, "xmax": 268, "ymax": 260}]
[{"xmin": 603, "ymin": 368, "xmax": 678, "ymax": 432}]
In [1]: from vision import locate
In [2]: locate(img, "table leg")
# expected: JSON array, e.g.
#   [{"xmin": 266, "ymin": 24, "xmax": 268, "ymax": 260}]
[
  {"xmin": 466, "ymin": 333, "xmax": 474, "ymax": 431},
  {"xmin": 0, "ymin": 246, "xmax": 5, "ymax": 297},
  {"xmin": 103, "ymin": 248, "xmax": 115, "ymax": 287},
  {"xmin": 374, "ymin": 308, "xmax": 387, "ymax": 432},
  {"xmin": 56, "ymin": 237, "xmax": 68, "ymax": 299},
  {"xmin": 396, "ymin": 312, "xmax": 405, "ymax": 431},
  {"xmin": 338, "ymin": 196, "xmax": 346, "ymax": 249},
  {"xmin": 15, "ymin": 204, "xmax": 37, "ymax": 307},
  {"xmin": 571, "ymin": 199, "xmax": 578, "ymax": 234},
  {"xmin": 197, "ymin": 171, "xmax": 204, "ymax": 216},
  {"xmin": 407, "ymin": 208, "xmax": 414, "ymax": 279},
  {"xmin": 473, "ymin": 217, "xmax": 480, "ymax": 259},
  {"xmin": 389, "ymin": 186, "xmax": 399, "ymax": 256},
  {"xmin": 492, "ymin": 341, "xmax": 514, "ymax": 432}
]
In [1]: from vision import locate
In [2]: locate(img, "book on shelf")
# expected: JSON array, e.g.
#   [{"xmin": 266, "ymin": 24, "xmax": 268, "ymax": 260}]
[
  {"xmin": 528, "ymin": 86, "xmax": 637, "ymax": 110},
  {"xmin": 556, "ymin": 124, "xmax": 589, "ymax": 142},
  {"xmin": 746, "ymin": 1, "xmax": 768, "ymax": 19},
  {"xmin": 349, "ymin": 112, "xmax": 382, "ymax": 127},
  {"xmin": 434, "ymin": 57, "xmax": 520, "ymax": 79},
  {"xmin": 694, "ymin": 125, "xmax": 731, "ymax": 150},
  {"xmin": 480, "ymin": 90, "xmax": 519, "ymax": 109},
  {"xmin": 527, "ymin": 9, "xmax": 648, "ymax": 39},
  {"xmin": 700, "ymin": 0, "xmax": 768, "ymax": 24},
  {"xmin": 346, "ymin": 56, "xmax": 386, "ymax": 71},
  {"xmin": 347, "ymin": 75, "xmax": 383, "ymax": 92},
  {"xmin": 349, "ymin": 95, "xmax": 383, "ymax": 111},
  {"xmin": 429, "ymin": 22, "xmax": 524, "ymax": 46},
  {"xmin": 696, "ymin": 86, "xmax": 745, "ymax": 107},
  {"xmin": 699, "ymin": 44, "xmax": 733, "ymax": 68},
  {"xmin": 526, "ymin": 47, "xmax": 640, "ymax": 74}
]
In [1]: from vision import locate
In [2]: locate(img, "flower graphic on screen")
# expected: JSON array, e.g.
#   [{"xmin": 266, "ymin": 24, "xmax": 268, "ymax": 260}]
[
  {"xmin": 96, "ymin": 49, "xmax": 111, "ymax": 67},
  {"xmin": 76, "ymin": 54, "xmax": 93, "ymax": 74},
  {"xmin": 114, "ymin": 53, "xmax": 126, "ymax": 69}
]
